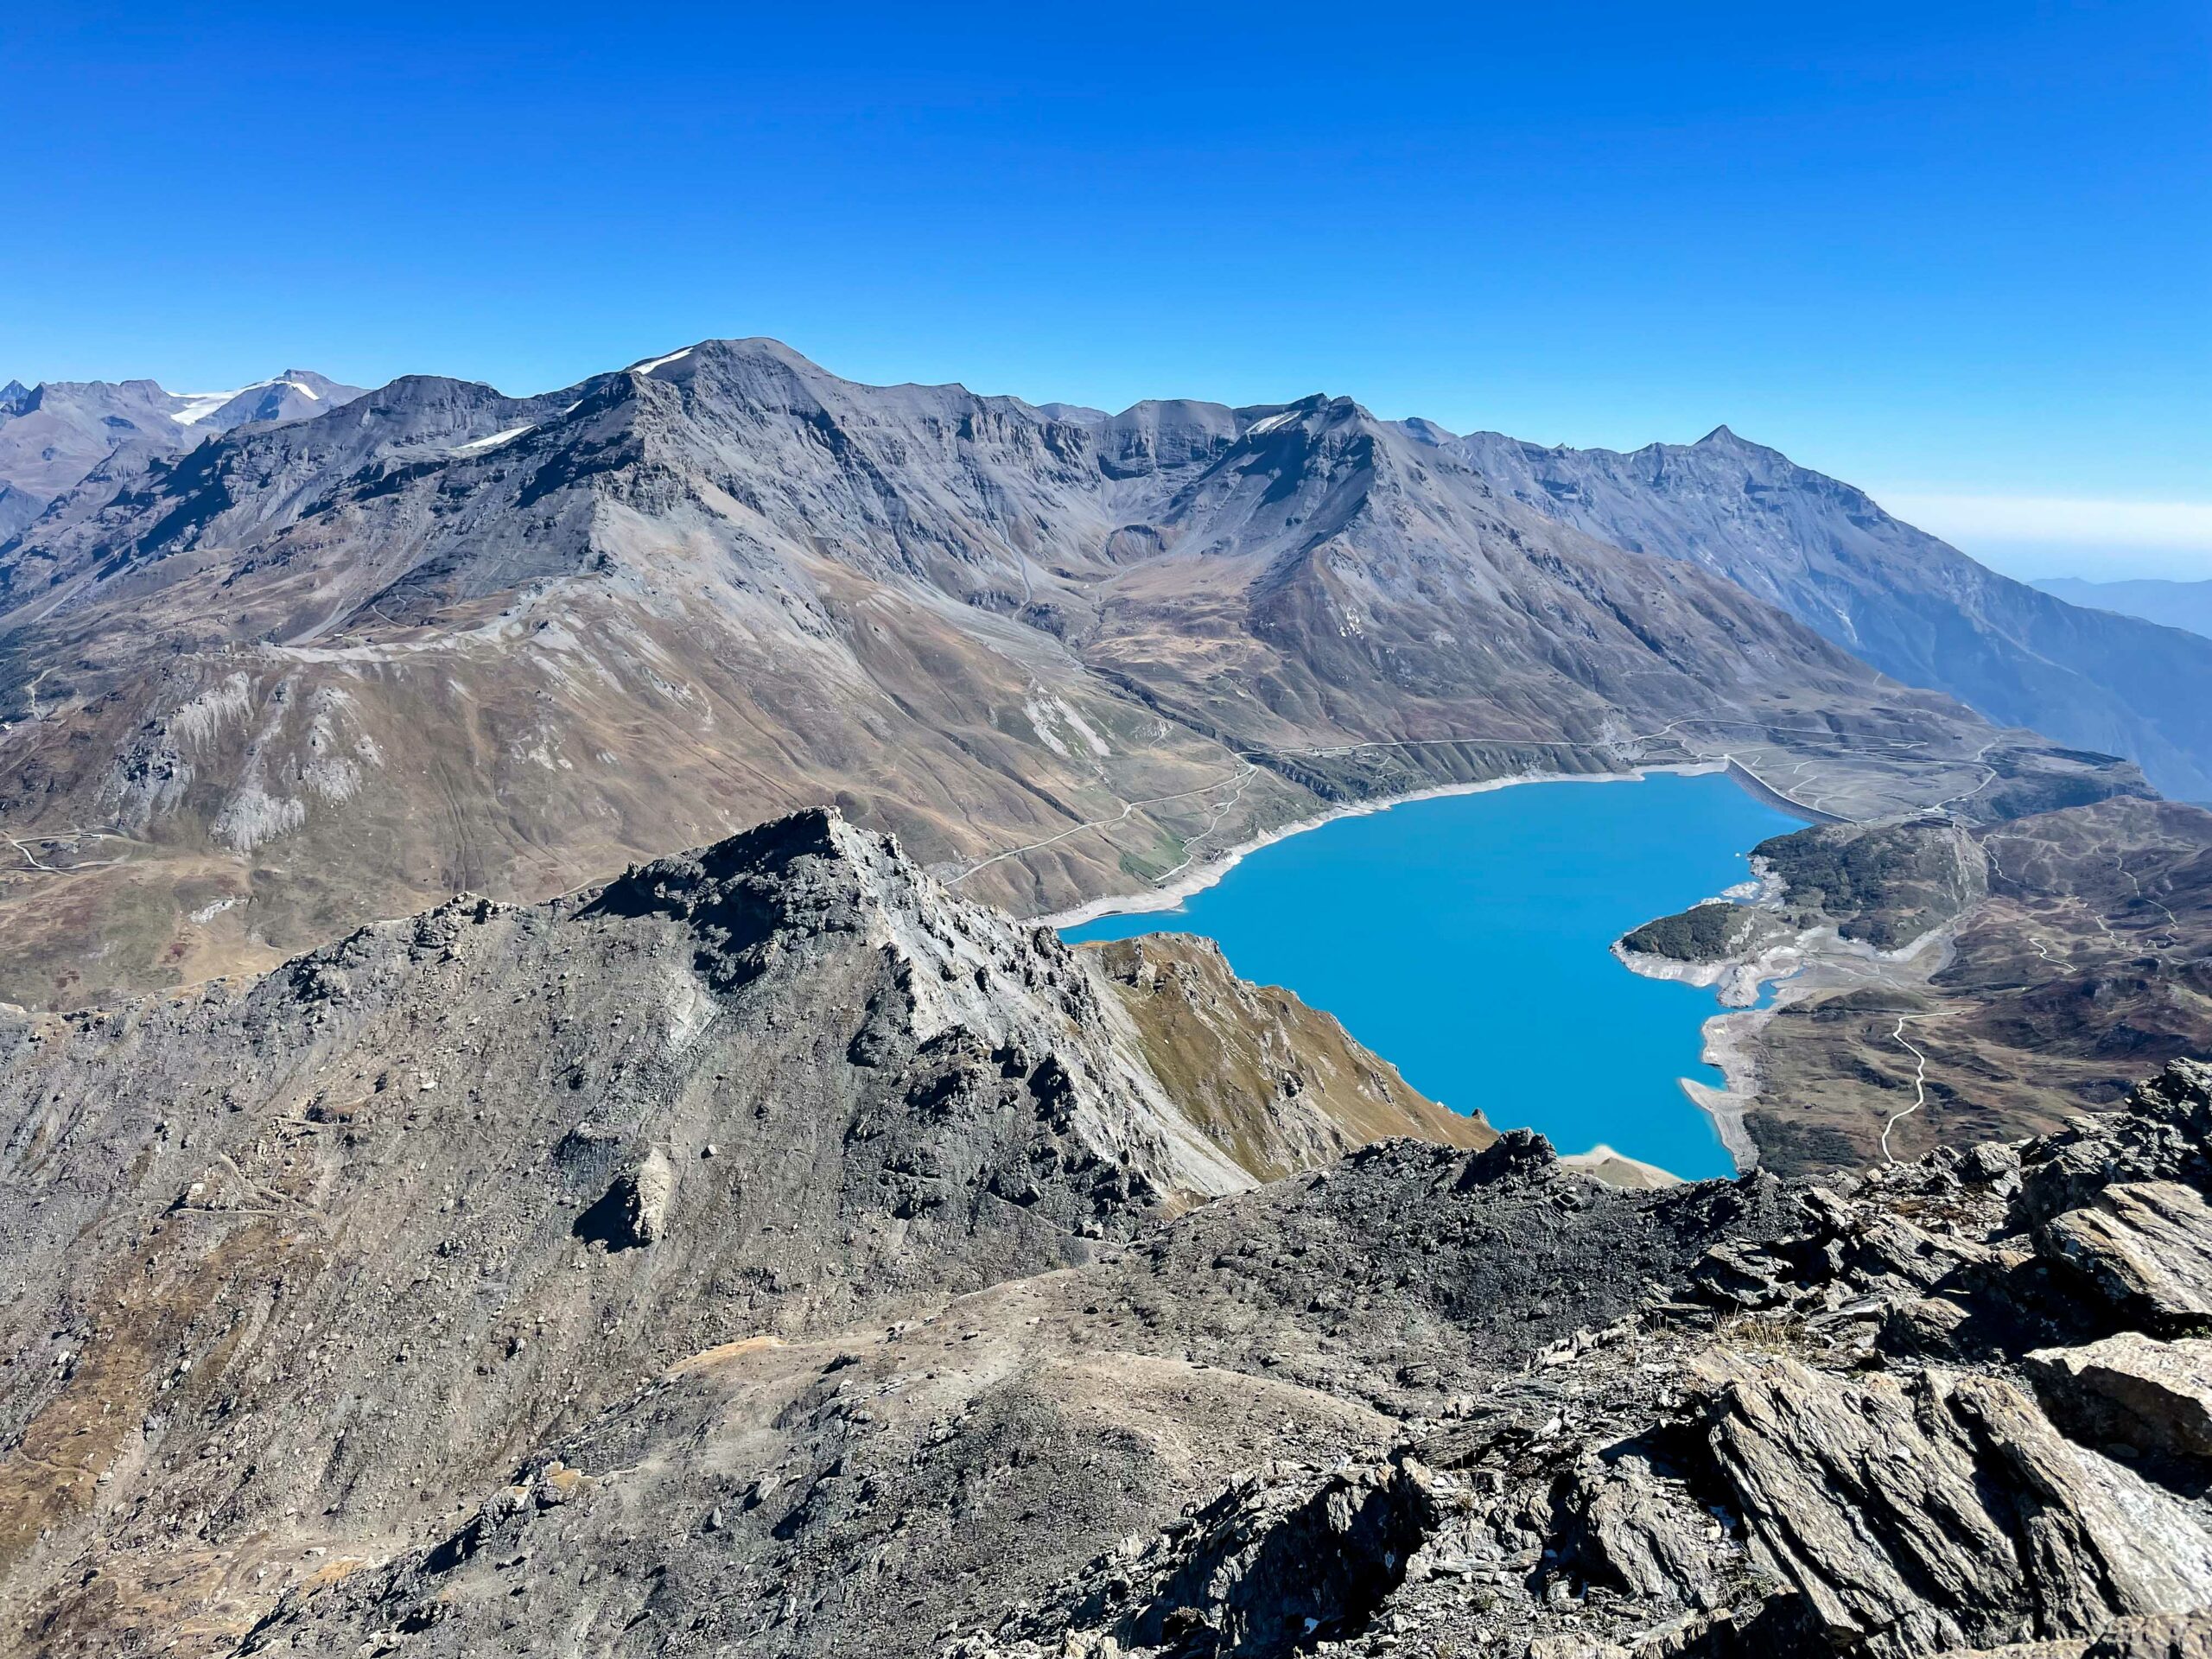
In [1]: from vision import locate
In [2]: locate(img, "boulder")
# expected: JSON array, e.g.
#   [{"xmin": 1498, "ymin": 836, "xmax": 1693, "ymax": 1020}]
[
  {"xmin": 1694, "ymin": 1351, "xmax": 2212, "ymax": 1653},
  {"xmin": 2025, "ymin": 1333, "xmax": 2212, "ymax": 1460},
  {"xmin": 2038, "ymin": 1183, "xmax": 2212, "ymax": 1333},
  {"xmin": 574, "ymin": 1147, "xmax": 677, "ymax": 1250}
]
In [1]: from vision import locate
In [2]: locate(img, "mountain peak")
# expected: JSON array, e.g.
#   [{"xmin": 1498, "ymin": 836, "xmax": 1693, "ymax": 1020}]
[
  {"xmin": 577, "ymin": 806, "xmax": 911, "ymax": 980},
  {"xmin": 1688, "ymin": 424, "xmax": 1794, "ymax": 467},
  {"xmin": 626, "ymin": 337, "xmax": 823, "ymax": 379}
]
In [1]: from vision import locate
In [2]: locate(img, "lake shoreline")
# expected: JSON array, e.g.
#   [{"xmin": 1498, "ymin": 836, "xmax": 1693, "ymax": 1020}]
[
  {"xmin": 1039, "ymin": 760, "xmax": 1735, "ymax": 931},
  {"xmin": 1048, "ymin": 759, "xmax": 1795, "ymax": 1184},
  {"xmin": 1619, "ymin": 913, "xmax": 1969, "ymax": 1174}
]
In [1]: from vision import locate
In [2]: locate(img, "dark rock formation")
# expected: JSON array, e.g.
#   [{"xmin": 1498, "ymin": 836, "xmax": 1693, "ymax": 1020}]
[
  {"xmin": 88, "ymin": 1016, "xmax": 2212, "ymax": 1659},
  {"xmin": 0, "ymin": 809, "xmax": 1521, "ymax": 1654}
]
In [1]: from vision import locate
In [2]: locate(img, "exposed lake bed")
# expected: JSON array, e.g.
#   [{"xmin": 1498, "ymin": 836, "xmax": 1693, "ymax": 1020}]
[{"xmin": 1062, "ymin": 771, "xmax": 1804, "ymax": 1179}]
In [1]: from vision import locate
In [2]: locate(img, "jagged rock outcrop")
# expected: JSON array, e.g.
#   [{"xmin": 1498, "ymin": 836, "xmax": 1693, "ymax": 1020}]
[
  {"xmin": 1698, "ymin": 1352, "xmax": 2212, "ymax": 1654},
  {"xmin": 0, "ymin": 806, "xmax": 1529, "ymax": 1655},
  {"xmin": 2039, "ymin": 1184, "xmax": 2212, "ymax": 1333},
  {"xmin": 137, "ymin": 1055, "xmax": 2212, "ymax": 1659}
]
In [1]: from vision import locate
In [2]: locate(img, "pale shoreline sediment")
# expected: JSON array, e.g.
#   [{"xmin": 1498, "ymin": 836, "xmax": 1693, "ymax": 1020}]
[
  {"xmin": 1621, "ymin": 916, "xmax": 1967, "ymax": 1175},
  {"xmin": 1617, "ymin": 943, "xmax": 1798, "ymax": 1175},
  {"xmin": 1037, "ymin": 758, "xmax": 1751, "ymax": 1185},
  {"xmin": 1682, "ymin": 1008, "xmax": 1779, "ymax": 1173},
  {"xmin": 1560, "ymin": 1143, "xmax": 1684, "ymax": 1190},
  {"xmin": 1038, "ymin": 760, "xmax": 1732, "ymax": 931}
]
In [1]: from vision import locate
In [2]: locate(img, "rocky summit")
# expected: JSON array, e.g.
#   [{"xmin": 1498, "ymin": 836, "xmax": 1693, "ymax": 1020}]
[
  {"xmin": 2, "ymin": 805, "xmax": 2211, "ymax": 1656},
  {"xmin": 230, "ymin": 1066, "xmax": 2212, "ymax": 1659},
  {"xmin": 0, "ymin": 806, "xmax": 1480, "ymax": 1653}
]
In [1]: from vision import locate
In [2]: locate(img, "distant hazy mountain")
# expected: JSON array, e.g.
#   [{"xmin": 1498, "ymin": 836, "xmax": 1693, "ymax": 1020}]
[
  {"xmin": 0, "ymin": 370, "xmax": 365, "ymax": 533},
  {"xmin": 1450, "ymin": 426, "xmax": 2212, "ymax": 800},
  {"xmin": 0, "ymin": 337, "xmax": 2094, "ymax": 1006},
  {"xmin": 2032, "ymin": 575, "xmax": 2212, "ymax": 641}
]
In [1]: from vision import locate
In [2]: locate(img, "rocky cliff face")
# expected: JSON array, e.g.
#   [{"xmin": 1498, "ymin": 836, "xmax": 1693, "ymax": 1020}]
[
  {"xmin": 1451, "ymin": 426, "xmax": 2212, "ymax": 803},
  {"xmin": 0, "ymin": 808, "xmax": 1497, "ymax": 1651},
  {"xmin": 0, "ymin": 339, "xmax": 2106, "ymax": 1007}
]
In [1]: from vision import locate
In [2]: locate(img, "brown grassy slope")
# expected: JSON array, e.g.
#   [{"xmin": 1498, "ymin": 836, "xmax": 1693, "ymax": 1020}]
[
  {"xmin": 1745, "ymin": 797, "xmax": 2212, "ymax": 1173},
  {"xmin": 1084, "ymin": 932, "xmax": 1492, "ymax": 1181}
]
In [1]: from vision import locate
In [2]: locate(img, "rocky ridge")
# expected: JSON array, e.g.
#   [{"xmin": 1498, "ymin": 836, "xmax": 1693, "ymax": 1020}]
[
  {"xmin": 0, "ymin": 807, "xmax": 1491, "ymax": 1652},
  {"xmin": 5, "ymin": 802, "xmax": 2212, "ymax": 1656},
  {"xmin": 223, "ymin": 1065, "xmax": 2212, "ymax": 1659}
]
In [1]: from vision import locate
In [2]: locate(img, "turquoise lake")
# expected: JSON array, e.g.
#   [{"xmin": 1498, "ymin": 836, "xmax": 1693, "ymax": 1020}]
[{"xmin": 1062, "ymin": 771, "xmax": 1802, "ymax": 1180}]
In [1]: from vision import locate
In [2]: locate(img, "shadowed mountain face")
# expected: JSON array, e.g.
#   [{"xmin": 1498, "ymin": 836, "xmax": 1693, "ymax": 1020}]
[
  {"xmin": 1452, "ymin": 427, "xmax": 2212, "ymax": 802},
  {"xmin": 0, "ymin": 339, "xmax": 2138, "ymax": 1007}
]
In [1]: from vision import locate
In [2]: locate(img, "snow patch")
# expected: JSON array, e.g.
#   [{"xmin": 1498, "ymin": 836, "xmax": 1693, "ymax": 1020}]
[
  {"xmin": 628, "ymin": 347, "xmax": 696, "ymax": 376},
  {"xmin": 167, "ymin": 376, "xmax": 321, "ymax": 427},
  {"xmin": 452, "ymin": 423, "xmax": 534, "ymax": 455},
  {"xmin": 168, "ymin": 389, "xmax": 245, "ymax": 427}
]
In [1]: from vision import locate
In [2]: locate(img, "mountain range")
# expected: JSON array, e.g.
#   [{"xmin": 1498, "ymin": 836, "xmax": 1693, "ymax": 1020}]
[
  {"xmin": 0, "ymin": 370, "xmax": 363, "ymax": 539},
  {"xmin": 1455, "ymin": 429, "xmax": 2212, "ymax": 801},
  {"xmin": 2033, "ymin": 575, "xmax": 2212, "ymax": 642},
  {"xmin": 3, "ymin": 338, "xmax": 2210, "ymax": 1658},
  {"xmin": 0, "ymin": 338, "xmax": 2164, "ymax": 1007}
]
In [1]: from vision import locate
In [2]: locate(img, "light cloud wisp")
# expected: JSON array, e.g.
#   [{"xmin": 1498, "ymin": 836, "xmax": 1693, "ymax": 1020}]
[{"xmin": 1871, "ymin": 493, "xmax": 2212, "ymax": 582}]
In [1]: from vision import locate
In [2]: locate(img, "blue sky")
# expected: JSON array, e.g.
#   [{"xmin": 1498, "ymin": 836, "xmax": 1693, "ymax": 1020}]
[{"xmin": 5, "ymin": 2, "xmax": 2207, "ymax": 576}]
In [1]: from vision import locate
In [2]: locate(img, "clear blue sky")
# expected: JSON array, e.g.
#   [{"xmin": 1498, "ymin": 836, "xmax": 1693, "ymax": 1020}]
[{"xmin": 5, "ymin": 2, "xmax": 2207, "ymax": 574}]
